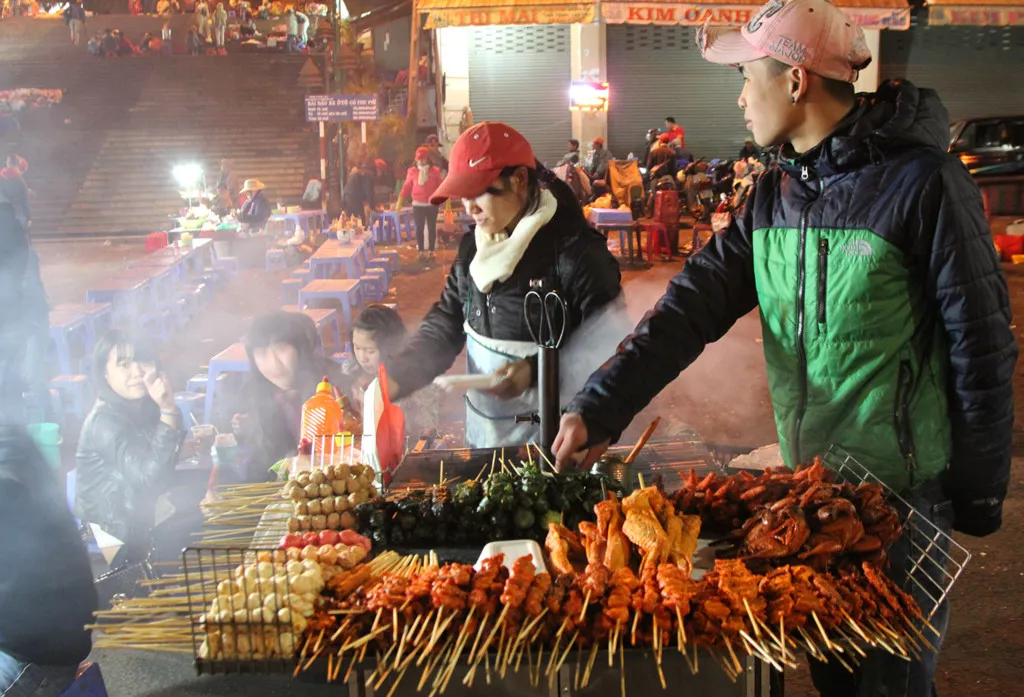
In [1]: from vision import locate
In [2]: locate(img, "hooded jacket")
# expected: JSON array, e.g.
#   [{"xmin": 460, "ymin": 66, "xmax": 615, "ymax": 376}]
[
  {"xmin": 0, "ymin": 428, "xmax": 96, "ymax": 665},
  {"xmin": 390, "ymin": 187, "xmax": 622, "ymax": 397},
  {"xmin": 570, "ymin": 81, "xmax": 1016, "ymax": 505},
  {"xmin": 75, "ymin": 382, "xmax": 185, "ymax": 558}
]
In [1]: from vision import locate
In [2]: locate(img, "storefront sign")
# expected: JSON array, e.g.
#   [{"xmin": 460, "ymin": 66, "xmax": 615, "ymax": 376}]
[
  {"xmin": 423, "ymin": 4, "xmax": 595, "ymax": 28},
  {"xmin": 305, "ymin": 94, "xmax": 379, "ymax": 122},
  {"xmin": 602, "ymin": 3, "xmax": 910, "ymax": 29},
  {"xmin": 928, "ymin": 6, "xmax": 1024, "ymax": 26}
]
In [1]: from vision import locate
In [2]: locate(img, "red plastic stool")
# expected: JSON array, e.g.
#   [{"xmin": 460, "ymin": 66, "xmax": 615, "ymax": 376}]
[
  {"xmin": 145, "ymin": 231, "xmax": 168, "ymax": 253},
  {"xmin": 640, "ymin": 222, "xmax": 669, "ymax": 259}
]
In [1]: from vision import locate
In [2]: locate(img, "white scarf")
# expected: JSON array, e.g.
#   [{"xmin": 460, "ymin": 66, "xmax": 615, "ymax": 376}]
[
  {"xmin": 417, "ymin": 164, "xmax": 430, "ymax": 186},
  {"xmin": 469, "ymin": 189, "xmax": 557, "ymax": 293}
]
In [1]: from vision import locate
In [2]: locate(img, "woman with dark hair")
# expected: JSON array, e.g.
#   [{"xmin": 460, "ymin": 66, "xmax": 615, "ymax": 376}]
[
  {"xmin": 386, "ymin": 122, "xmax": 623, "ymax": 448},
  {"xmin": 341, "ymin": 304, "xmax": 438, "ymax": 438},
  {"xmin": 215, "ymin": 311, "xmax": 343, "ymax": 488},
  {"xmin": 397, "ymin": 146, "xmax": 443, "ymax": 263},
  {"xmin": 75, "ymin": 329, "xmax": 185, "ymax": 566}
]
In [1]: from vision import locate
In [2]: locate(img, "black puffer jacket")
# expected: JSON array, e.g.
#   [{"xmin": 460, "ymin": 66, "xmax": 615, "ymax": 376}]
[
  {"xmin": 570, "ymin": 81, "xmax": 1016, "ymax": 528},
  {"xmin": 390, "ymin": 191, "xmax": 622, "ymax": 396},
  {"xmin": 0, "ymin": 427, "xmax": 96, "ymax": 665},
  {"xmin": 75, "ymin": 385, "xmax": 186, "ymax": 559}
]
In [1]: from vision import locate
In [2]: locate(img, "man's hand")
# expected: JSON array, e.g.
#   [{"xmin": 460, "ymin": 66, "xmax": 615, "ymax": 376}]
[
  {"xmin": 552, "ymin": 412, "xmax": 609, "ymax": 472},
  {"xmin": 484, "ymin": 360, "xmax": 531, "ymax": 400},
  {"xmin": 144, "ymin": 369, "xmax": 175, "ymax": 412}
]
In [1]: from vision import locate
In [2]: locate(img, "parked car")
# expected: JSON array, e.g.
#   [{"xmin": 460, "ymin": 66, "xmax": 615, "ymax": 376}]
[{"xmin": 949, "ymin": 115, "xmax": 1024, "ymax": 176}]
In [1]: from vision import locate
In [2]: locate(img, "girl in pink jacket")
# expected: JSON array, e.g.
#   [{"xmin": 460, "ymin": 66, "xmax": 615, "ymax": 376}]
[{"xmin": 398, "ymin": 147, "xmax": 443, "ymax": 262}]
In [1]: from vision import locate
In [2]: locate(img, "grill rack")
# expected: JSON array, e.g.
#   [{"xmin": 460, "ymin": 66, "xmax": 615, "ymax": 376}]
[
  {"xmin": 822, "ymin": 445, "xmax": 971, "ymax": 622},
  {"xmin": 182, "ymin": 546, "xmax": 298, "ymax": 676}
]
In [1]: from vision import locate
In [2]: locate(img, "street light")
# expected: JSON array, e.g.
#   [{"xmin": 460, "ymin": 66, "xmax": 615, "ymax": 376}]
[{"xmin": 173, "ymin": 163, "xmax": 204, "ymax": 208}]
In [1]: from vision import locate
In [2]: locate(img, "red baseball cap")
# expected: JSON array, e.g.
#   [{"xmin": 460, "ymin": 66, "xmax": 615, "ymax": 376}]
[
  {"xmin": 697, "ymin": 0, "xmax": 872, "ymax": 83},
  {"xmin": 414, "ymin": 146, "xmax": 430, "ymax": 161},
  {"xmin": 429, "ymin": 122, "xmax": 536, "ymax": 205}
]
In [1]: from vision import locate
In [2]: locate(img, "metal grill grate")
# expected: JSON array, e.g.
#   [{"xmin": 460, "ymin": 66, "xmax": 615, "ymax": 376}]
[
  {"xmin": 821, "ymin": 446, "xmax": 970, "ymax": 622},
  {"xmin": 183, "ymin": 546, "xmax": 298, "ymax": 676}
]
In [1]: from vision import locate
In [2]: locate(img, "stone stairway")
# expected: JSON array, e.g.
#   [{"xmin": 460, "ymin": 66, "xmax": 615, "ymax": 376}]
[{"xmin": 0, "ymin": 18, "xmax": 320, "ymax": 236}]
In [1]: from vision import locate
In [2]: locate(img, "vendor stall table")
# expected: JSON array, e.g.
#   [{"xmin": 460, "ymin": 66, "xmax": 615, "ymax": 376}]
[
  {"xmin": 203, "ymin": 342, "xmax": 250, "ymax": 424},
  {"xmin": 589, "ymin": 208, "xmax": 644, "ymax": 264},
  {"xmin": 131, "ymin": 239, "xmax": 215, "ymax": 279}
]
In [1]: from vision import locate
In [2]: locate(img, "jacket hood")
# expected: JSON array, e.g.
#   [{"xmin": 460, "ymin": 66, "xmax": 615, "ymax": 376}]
[{"xmin": 784, "ymin": 80, "xmax": 951, "ymax": 178}]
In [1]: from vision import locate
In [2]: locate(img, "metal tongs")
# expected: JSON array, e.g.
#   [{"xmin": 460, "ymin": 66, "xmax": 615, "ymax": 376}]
[{"xmin": 516, "ymin": 279, "xmax": 568, "ymax": 452}]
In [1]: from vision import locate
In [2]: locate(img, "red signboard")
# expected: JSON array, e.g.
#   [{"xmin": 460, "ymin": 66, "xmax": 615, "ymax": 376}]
[{"xmin": 602, "ymin": 3, "xmax": 911, "ymax": 29}]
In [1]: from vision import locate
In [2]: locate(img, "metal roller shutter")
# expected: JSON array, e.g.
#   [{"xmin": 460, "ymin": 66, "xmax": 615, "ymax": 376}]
[
  {"xmin": 606, "ymin": 24, "xmax": 748, "ymax": 161},
  {"xmin": 468, "ymin": 26, "xmax": 573, "ymax": 166},
  {"xmin": 881, "ymin": 12, "xmax": 1024, "ymax": 120}
]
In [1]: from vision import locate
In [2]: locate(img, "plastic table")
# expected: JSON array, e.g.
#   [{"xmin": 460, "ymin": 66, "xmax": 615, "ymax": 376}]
[
  {"xmin": 282, "ymin": 306, "xmax": 343, "ymax": 352},
  {"xmin": 298, "ymin": 279, "xmax": 363, "ymax": 327},
  {"xmin": 267, "ymin": 210, "xmax": 327, "ymax": 238},
  {"xmin": 203, "ymin": 342, "xmax": 250, "ymax": 424},
  {"xmin": 48, "ymin": 309, "xmax": 89, "ymax": 374},
  {"xmin": 309, "ymin": 239, "xmax": 365, "ymax": 280},
  {"xmin": 50, "ymin": 302, "xmax": 112, "ymax": 350},
  {"xmin": 86, "ymin": 277, "xmax": 152, "ymax": 321}
]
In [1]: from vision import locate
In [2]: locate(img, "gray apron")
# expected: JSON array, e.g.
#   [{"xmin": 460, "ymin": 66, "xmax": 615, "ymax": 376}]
[{"xmin": 463, "ymin": 323, "xmax": 538, "ymax": 449}]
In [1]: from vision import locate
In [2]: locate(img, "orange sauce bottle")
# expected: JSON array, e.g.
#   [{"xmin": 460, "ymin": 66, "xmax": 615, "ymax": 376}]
[{"xmin": 300, "ymin": 377, "xmax": 343, "ymax": 453}]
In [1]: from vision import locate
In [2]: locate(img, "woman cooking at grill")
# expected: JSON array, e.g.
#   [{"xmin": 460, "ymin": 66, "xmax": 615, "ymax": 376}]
[{"xmin": 384, "ymin": 122, "xmax": 623, "ymax": 448}]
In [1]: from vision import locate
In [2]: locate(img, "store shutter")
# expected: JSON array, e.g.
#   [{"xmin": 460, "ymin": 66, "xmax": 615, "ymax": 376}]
[
  {"xmin": 468, "ymin": 25, "xmax": 572, "ymax": 166},
  {"xmin": 606, "ymin": 24, "xmax": 748, "ymax": 161},
  {"xmin": 881, "ymin": 12, "xmax": 1024, "ymax": 121}
]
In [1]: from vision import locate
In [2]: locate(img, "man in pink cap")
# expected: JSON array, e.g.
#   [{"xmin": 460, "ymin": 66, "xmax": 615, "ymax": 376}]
[{"xmin": 556, "ymin": 2, "xmax": 1015, "ymax": 696}]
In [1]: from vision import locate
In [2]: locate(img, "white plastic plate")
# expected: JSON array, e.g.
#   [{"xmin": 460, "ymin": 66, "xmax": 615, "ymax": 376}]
[{"xmin": 475, "ymin": 540, "xmax": 548, "ymax": 575}]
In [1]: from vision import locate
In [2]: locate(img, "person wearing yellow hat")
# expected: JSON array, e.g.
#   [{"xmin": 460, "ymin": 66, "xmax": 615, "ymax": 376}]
[{"xmin": 236, "ymin": 178, "xmax": 271, "ymax": 232}]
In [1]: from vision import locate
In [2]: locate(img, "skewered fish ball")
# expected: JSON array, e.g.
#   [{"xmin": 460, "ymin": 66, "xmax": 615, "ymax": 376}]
[
  {"xmin": 303, "ymin": 483, "xmax": 319, "ymax": 498},
  {"xmin": 326, "ymin": 512, "xmax": 341, "ymax": 529},
  {"xmin": 294, "ymin": 472, "xmax": 311, "ymax": 487},
  {"xmin": 320, "ymin": 497, "xmax": 335, "ymax": 514},
  {"xmin": 331, "ymin": 478, "xmax": 348, "ymax": 495},
  {"xmin": 318, "ymin": 483, "xmax": 333, "ymax": 498},
  {"xmin": 309, "ymin": 470, "xmax": 326, "ymax": 485},
  {"xmin": 311, "ymin": 514, "xmax": 327, "ymax": 530},
  {"xmin": 306, "ymin": 499, "xmax": 322, "ymax": 515}
]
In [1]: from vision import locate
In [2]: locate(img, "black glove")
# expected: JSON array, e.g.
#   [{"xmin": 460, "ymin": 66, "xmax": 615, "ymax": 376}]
[{"xmin": 950, "ymin": 495, "xmax": 1003, "ymax": 537}]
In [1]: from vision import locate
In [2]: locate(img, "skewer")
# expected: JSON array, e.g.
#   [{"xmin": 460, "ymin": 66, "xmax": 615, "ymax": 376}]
[
  {"xmin": 724, "ymin": 636, "xmax": 743, "ymax": 674},
  {"xmin": 550, "ymin": 630, "xmax": 579, "ymax": 684},
  {"xmin": 631, "ymin": 607, "xmax": 641, "ymax": 646},
  {"xmin": 574, "ymin": 644, "xmax": 584, "ymax": 691},
  {"xmin": 582, "ymin": 639, "xmax": 600, "ymax": 688},
  {"xmin": 619, "ymin": 639, "xmax": 626, "ymax": 697},
  {"xmin": 841, "ymin": 610, "xmax": 875, "ymax": 646},
  {"xmin": 624, "ymin": 417, "xmax": 661, "ymax": 464},
  {"xmin": 739, "ymin": 630, "xmax": 782, "ymax": 672},
  {"xmin": 675, "ymin": 607, "xmax": 686, "ymax": 650},
  {"xmin": 580, "ymin": 589, "xmax": 592, "ymax": 622},
  {"xmin": 811, "ymin": 611, "xmax": 839, "ymax": 653},
  {"xmin": 797, "ymin": 626, "xmax": 824, "ymax": 660}
]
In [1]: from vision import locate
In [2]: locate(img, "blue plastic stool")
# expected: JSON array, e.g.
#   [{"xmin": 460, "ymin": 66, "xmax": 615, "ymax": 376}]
[
  {"xmin": 174, "ymin": 392, "xmax": 205, "ymax": 425},
  {"xmin": 59, "ymin": 661, "xmax": 108, "ymax": 697},
  {"xmin": 367, "ymin": 257, "xmax": 393, "ymax": 286},
  {"xmin": 291, "ymin": 268, "xmax": 312, "ymax": 284},
  {"xmin": 379, "ymin": 249, "xmax": 400, "ymax": 273},
  {"xmin": 361, "ymin": 268, "xmax": 387, "ymax": 302},
  {"xmin": 266, "ymin": 249, "xmax": 288, "ymax": 273},
  {"xmin": 281, "ymin": 278, "xmax": 303, "ymax": 306}
]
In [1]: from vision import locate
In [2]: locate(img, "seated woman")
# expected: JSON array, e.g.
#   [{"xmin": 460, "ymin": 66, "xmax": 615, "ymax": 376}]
[
  {"xmin": 75, "ymin": 330, "xmax": 186, "ymax": 567},
  {"xmin": 236, "ymin": 179, "xmax": 272, "ymax": 232},
  {"xmin": 341, "ymin": 304, "xmax": 438, "ymax": 440},
  {"xmin": 0, "ymin": 427, "xmax": 97, "ymax": 696},
  {"xmin": 211, "ymin": 311, "xmax": 343, "ymax": 492}
]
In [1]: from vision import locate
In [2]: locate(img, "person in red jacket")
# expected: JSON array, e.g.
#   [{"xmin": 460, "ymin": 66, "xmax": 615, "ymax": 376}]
[{"xmin": 398, "ymin": 146, "xmax": 443, "ymax": 263}]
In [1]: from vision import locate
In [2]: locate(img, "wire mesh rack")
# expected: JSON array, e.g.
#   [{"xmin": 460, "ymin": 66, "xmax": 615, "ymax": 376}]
[
  {"xmin": 822, "ymin": 445, "xmax": 971, "ymax": 622},
  {"xmin": 182, "ymin": 546, "xmax": 300, "ymax": 676}
]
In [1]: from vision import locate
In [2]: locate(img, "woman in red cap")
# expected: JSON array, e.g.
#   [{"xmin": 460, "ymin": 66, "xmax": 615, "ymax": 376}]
[
  {"xmin": 384, "ymin": 122, "xmax": 622, "ymax": 448},
  {"xmin": 397, "ymin": 146, "xmax": 444, "ymax": 263}
]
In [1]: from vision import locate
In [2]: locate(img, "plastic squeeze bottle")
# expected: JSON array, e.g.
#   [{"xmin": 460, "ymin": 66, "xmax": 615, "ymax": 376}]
[{"xmin": 300, "ymin": 377, "xmax": 343, "ymax": 455}]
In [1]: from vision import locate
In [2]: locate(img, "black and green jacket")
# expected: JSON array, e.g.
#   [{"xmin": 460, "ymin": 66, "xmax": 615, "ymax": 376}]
[{"xmin": 569, "ymin": 81, "xmax": 1017, "ymax": 501}]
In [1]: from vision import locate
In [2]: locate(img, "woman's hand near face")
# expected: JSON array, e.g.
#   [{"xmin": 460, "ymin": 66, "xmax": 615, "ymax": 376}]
[
  {"xmin": 143, "ymin": 368, "xmax": 176, "ymax": 411},
  {"xmin": 485, "ymin": 359, "xmax": 532, "ymax": 400},
  {"xmin": 231, "ymin": 413, "xmax": 253, "ymax": 440}
]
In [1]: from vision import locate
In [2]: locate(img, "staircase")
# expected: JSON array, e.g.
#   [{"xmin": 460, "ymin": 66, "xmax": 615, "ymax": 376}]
[
  {"xmin": 57, "ymin": 55, "xmax": 317, "ymax": 235},
  {"xmin": 0, "ymin": 18, "xmax": 320, "ymax": 236}
]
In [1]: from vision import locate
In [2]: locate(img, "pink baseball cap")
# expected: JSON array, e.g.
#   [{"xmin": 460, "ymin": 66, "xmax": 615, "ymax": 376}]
[
  {"xmin": 429, "ymin": 122, "xmax": 536, "ymax": 205},
  {"xmin": 697, "ymin": 0, "xmax": 872, "ymax": 83}
]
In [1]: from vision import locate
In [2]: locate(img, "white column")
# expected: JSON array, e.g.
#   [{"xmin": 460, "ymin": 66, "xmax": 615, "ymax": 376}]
[
  {"xmin": 436, "ymin": 27, "xmax": 471, "ymax": 144},
  {"xmin": 854, "ymin": 29, "xmax": 881, "ymax": 93},
  {"xmin": 570, "ymin": 21, "xmax": 608, "ymax": 147}
]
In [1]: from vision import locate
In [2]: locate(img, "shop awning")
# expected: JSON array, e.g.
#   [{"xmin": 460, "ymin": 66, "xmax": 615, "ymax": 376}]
[
  {"xmin": 925, "ymin": 0, "xmax": 1024, "ymax": 26},
  {"xmin": 417, "ymin": 0, "xmax": 597, "ymax": 29},
  {"xmin": 602, "ymin": 0, "xmax": 911, "ymax": 30}
]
